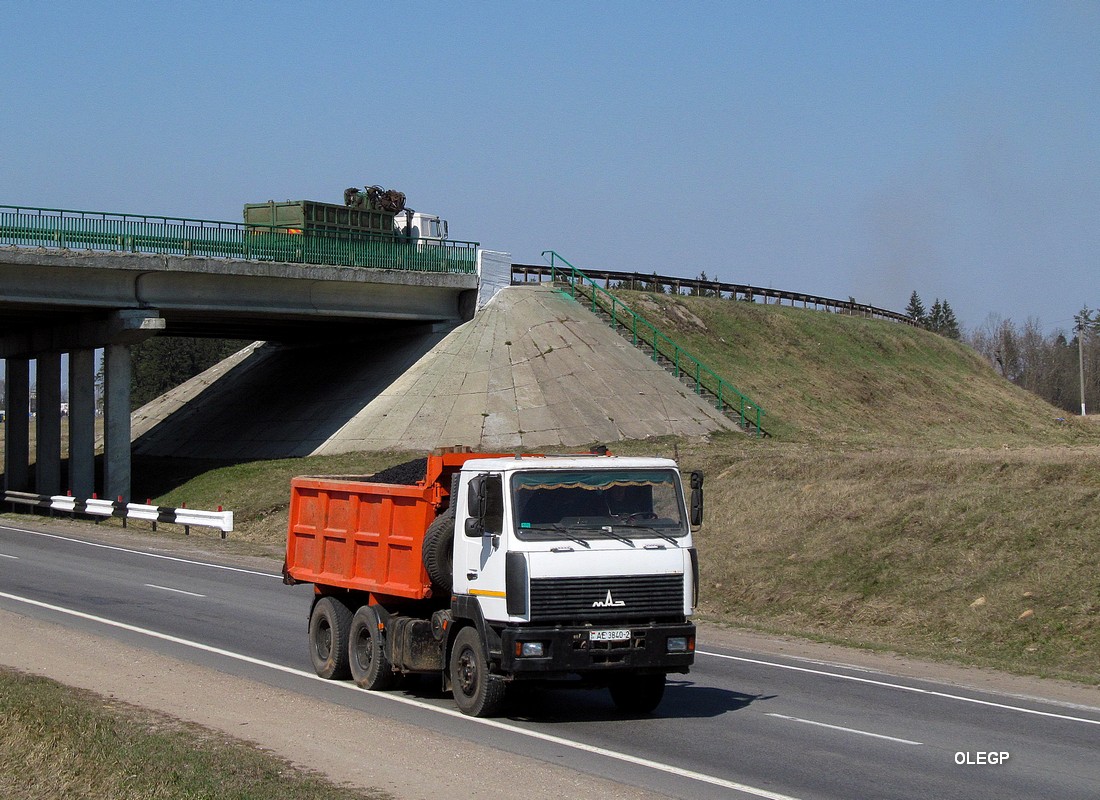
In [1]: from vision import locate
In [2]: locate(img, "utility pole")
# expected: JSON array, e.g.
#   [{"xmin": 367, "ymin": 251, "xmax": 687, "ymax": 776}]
[
  {"xmin": 1077, "ymin": 307, "xmax": 1091, "ymax": 417},
  {"xmin": 1080, "ymin": 328, "xmax": 1087, "ymax": 417}
]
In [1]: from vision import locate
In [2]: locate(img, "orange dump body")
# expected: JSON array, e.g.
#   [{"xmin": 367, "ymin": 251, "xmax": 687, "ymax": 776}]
[{"xmin": 284, "ymin": 452, "xmax": 511, "ymax": 602}]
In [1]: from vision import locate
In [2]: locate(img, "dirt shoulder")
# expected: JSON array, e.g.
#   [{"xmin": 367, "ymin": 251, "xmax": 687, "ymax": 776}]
[{"xmin": 0, "ymin": 609, "xmax": 670, "ymax": 800}]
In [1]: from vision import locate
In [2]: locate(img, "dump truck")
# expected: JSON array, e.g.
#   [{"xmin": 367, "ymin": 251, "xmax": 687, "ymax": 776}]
[
  {"xmin": 283, "ymin": 449, "xmax": 702, "ymax": 717},
  {"xmin": 243, "ymin": 186, "xmax": 404, "ymax": 239}
]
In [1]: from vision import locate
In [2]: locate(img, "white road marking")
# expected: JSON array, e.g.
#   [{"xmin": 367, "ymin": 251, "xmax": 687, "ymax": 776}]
[
  {"xmin": 766, "ymin": 713, "xmax": 923, "ymax": 746},
  {"xmin": 144, "ymin": 584, "xmax": 206, "ymax": 598},
  {"xmin": 698, "ymin": 650, "xmax": 1100, "ymax": 727},
  {"xmin": 0, "ymin": 553, "xmax": 19, "ymax": 560},
  {"xmin": 0, "ymin": 525, "xmax": 280, "ymax": 579},
  {"xmin": 0, "ymin": 589, "xmax": 804, "ymax": 800}
]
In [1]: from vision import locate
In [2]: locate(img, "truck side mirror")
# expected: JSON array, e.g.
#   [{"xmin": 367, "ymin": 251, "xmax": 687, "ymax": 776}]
[
  {"xmin": 689, "ymin": 471, "xmax": 704, "ymax": 527},
  {"xmin": 465, "ymin": 474, "xmax": 489, "ymax": 537},
  {"xmin": 467, "ymin": 475, "xmax": 486, "ymax": 518}
]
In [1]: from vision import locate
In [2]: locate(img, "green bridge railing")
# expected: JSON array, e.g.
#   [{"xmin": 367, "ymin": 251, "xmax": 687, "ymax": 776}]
[
  {"xmin": 543, "ymin": 250, "xmax": 767, "ymax": 437},
  {"xmin": 0, "ymin": 204, "xmax": 479, "ymax": 274}
]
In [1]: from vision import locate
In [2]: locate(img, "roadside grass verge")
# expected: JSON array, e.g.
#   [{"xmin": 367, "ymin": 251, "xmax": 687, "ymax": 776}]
[
  {"xmin": 617, "ymin": 435, "xmax": 1100, "ymax": 683},
  {"xmin": 0, "ymin": 668, "xmax": 391, "ymax": 800}
]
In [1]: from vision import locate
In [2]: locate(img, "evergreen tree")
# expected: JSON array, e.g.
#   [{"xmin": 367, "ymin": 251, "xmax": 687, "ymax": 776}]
[
  {"xmin": 130, "ymin": 337, "xmax": 249, "ymax": 410},
  {"xmin": 927, "ymin": 299, "xmax": 944, "ymax": 333},
  {"xmin": 1074, "ymin": 306, "xmax": 1094, "ymax": 335},
  {"xmin": 905, "ymin": 291, "xmax": 927, "ymax": 325},
  {"xmin": 939, "ymin": 300, "xmax": 961, "ymax": 339}
]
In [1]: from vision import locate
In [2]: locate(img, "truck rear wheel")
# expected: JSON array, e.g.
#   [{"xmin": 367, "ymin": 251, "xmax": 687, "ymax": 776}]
[
  {"xmin": 608, "ymin": 673, "xmax": 666, "ymax": 714},
  {"xmin": 308, "ymin": 596, "xmax": 352, "ymax": 680},
  {"xmin": 449, "ymin": 626, "xmax": 506, "ymax": 717},
  {"xmin": 422, "ymin": 510, "xmax": 455, "ymax": 592},
  {"xmin": 349, "ymin": 605, "xmax": 399, "ymax": 691}
]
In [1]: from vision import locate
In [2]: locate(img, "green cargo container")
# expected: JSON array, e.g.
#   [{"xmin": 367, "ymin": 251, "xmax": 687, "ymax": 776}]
[{"xmin": 243, "ymin": 200, "xmax": 395, "ymax": 236}]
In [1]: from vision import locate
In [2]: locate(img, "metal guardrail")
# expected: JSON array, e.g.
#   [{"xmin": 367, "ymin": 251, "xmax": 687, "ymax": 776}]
[
  {"xmin": 513, "ymin": 263, "xmax": 914, "ymax": 325},
  {"xmin": 542, "ymin": 251, "xmax": 767, "ymax": 437},
  {"xmin": 0, "ymin": 204, "xmax": 479, "ymax": 274},
  {"xmin": 4, "ymin": 490, "xmax": 234, "ymax": 536}
]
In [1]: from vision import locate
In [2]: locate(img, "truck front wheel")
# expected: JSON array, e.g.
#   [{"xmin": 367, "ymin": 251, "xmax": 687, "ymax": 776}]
[
  {"xmin": 349, "ymin": 605, "xmax": 399, "ymax": 691},
  {"xmin": 308, "ymin": 596, "xmax": 352, "ymax": 680},
  {"xmin": 449, "ymin": 626, "xmax": 506, "ymax": 717},
  {"xmin": 608, "ymin": 673, "xmax": 666, "ymax": 714}
]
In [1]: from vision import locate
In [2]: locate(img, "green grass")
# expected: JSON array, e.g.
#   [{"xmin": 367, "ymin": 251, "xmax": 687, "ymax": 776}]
[
  {"xmin": 0, "ymin": 668, "xmax": 391, "ymax": 800},
  {"xmin": 615, "ymin": 291, "xmax": 1088, "ymax": 447}
]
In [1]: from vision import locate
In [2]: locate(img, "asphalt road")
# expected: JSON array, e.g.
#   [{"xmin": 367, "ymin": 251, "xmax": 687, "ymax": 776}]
[{"xmin": 1, "ymin": 519, "xmax": 1098, "ymax": 800}]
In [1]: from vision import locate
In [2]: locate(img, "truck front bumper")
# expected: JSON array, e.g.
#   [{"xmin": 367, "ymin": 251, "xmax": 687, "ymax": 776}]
[{"xmin": 498, "ymin": 621, "xmax": 695, "ymax": 677}]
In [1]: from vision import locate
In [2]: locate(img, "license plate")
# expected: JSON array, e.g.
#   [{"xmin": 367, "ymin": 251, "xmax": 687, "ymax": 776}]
[{"xmin": 589, "ymin": 629, "xmax": 631, "ymax": 642}]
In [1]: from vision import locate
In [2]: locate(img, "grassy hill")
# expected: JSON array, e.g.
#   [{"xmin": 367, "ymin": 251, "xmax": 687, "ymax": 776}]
[
  {"xmin": 615, "ymin": 290, "xmax": 1085, "ymax": 447},
  {"xmin": 33, "ymin": 290, "xmax": 1100, "ymax": 684}
]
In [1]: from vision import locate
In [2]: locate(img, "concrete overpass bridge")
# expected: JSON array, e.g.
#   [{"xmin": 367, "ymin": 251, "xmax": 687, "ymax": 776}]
[{"xmin": 0, "ymin": 204, "xmax": 490, "ymax": 502}]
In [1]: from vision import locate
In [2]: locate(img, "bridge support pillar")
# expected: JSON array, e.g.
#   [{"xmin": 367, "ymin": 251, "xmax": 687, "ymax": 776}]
[
  {"xmin": 3, "ymin": 358, "xmax": 31, "ymax": 492},
  {"xmin": 68, "ymin": 348, "xmax": 96, "ymax": 499},
  {"xmin": 34, "ymin": 352, "xmax": 62, "ymax": 496},
  {"xmin": 103, "ymin": 343, "xmax": 132, "ymax": 503}
]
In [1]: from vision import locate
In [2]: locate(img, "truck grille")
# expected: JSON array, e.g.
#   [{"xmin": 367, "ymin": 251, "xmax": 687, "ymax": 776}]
[{"xmin": 529, "ymin": 574, "xmax": 684, "ymax": 622}]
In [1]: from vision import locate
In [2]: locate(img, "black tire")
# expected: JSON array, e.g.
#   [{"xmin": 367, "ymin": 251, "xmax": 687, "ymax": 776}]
[
  {"xmin": 608, "ymin": 673, "xmax": 666, "ymax": 714},
  {"xmin": 449, "ymin": 626, "xmax": 506, "ymax": 717},
  {"xmin": 308, "ymin": 596, "xmax": 352, "ymax": 680},
  {"xmin": 348, "ymin": 605, "xmax": 399, "ymax": 691},
  {"xmin": 422, "ymin": 510, "xmax": 455, "ymax": 592}
]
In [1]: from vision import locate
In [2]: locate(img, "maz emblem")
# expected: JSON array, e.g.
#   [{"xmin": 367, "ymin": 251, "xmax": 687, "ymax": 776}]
[{"xmin": 593, "ymin": 590, "xmax": 626, "ymax": 608}]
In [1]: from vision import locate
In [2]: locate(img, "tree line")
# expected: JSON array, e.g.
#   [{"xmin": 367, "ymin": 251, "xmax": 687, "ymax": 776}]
[
  {"xmin": 966, "ymin": 307, "xmax": 1100, "ymax": 415},
  {"xmin": 129, "ymin": 337, "xmax": 249, "ymax": 410}
]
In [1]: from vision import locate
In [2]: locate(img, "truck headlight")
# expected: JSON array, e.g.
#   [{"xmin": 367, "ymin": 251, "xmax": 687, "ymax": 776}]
[
  {"xmin": 516, "ymin": 641, "xmax": 546, "ymax": 657},
  {"xmin": 667, "ymin": 636, "xmax": 693, "ymax": 653}
]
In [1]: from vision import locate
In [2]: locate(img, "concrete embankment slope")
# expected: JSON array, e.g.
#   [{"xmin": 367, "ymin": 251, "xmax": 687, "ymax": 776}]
[{"xmin": 132, "ymin": 285, "xmax": 736, "ymax": 459}]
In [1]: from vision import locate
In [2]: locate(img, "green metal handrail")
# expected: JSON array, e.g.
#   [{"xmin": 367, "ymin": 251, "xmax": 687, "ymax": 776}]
[
  {"xmin": 0, "ymin": 204, "xmax": 478, "ymax": 274},
  {"xmin": 542, "ymin": 250, "xmax": 767, "ymax": 437}
]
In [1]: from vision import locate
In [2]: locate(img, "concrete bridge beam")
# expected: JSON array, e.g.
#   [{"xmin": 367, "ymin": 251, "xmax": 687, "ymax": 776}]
[{"xmin": 0, "ymin": 308, "xmax": 166, "ymax": 359}]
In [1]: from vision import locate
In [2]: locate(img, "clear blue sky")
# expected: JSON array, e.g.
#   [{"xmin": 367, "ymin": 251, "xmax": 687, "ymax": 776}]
[{"xmin": 3, "ymin": 1, "xmax": 1097, "ymax": 334}]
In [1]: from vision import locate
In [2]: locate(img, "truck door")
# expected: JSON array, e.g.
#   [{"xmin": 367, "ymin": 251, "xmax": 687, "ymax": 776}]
[{"xmin": 458, "ymin": 473, "xmax": 509, "ymax": 619}]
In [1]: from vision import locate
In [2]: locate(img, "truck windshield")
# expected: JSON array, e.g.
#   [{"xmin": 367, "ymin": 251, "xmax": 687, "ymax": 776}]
[{"xmin": 511, "ymin": 469, "xmax": 687, "ymax": 542}]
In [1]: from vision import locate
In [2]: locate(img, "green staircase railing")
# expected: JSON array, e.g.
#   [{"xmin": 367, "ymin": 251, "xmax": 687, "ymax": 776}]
[{"xmin": 542, "ymin": 251, "xmax": 767, "ymax": 437}]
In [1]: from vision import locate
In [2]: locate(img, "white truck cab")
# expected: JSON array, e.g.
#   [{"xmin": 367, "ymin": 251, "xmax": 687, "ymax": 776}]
[
  {"xmin": 445, "ymin": 454, "xmax": 700, "ymax": 714},
  {"xmin": 394, "ymin": 210, "xmax": 448, "ymax": 241}
]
